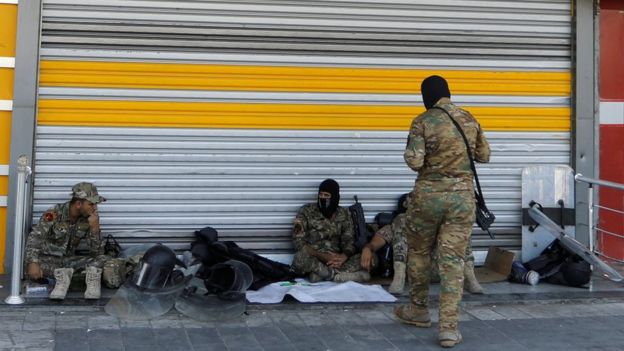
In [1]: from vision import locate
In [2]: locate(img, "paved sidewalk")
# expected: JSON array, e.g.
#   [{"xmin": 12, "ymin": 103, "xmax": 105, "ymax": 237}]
[{"xmin": 1, "ymin": 299, "xmax": 624, "ymax": 351}]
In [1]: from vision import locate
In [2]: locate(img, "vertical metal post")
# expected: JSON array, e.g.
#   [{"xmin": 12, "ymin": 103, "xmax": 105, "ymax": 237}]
[
  {"xmin": 587, "ymin": 184, "xmax": 594, "ymax": 253},
  {"xmin": 5, "ymin": 0, "xmax": 42, "ymax": 272},
  {"xmin": 573, "ymin": 0, "xmax": 598, "ymax": 247},
  {"xmin": 4, "ymin": 155, "xmax": 31, "ymax": 305}
]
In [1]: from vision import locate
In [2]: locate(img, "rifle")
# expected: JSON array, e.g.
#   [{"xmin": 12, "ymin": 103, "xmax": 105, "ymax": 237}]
[{"xmin": 349, "ymin": 196, "xmax": 373, "ymax": 251}]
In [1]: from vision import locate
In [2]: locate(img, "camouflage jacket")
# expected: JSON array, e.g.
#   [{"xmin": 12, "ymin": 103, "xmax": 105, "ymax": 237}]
[
  {"xmin": 25, "ymin": 202, "xmax": 103, "ymax": 264},
  {"xmin": 404, "ymin": 97, "xmax": 490, "ymax": 193},
  {"xmin": 375, "ymin": 213, "xmax": 406, "ymax": 244},
  {"xmin": 292, "ymin": 203, "xmax": 356, "ymax": 257}
]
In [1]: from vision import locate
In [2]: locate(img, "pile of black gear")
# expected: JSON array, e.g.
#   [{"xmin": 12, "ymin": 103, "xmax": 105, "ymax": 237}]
[
  {"xmin": 524, "ymin": 239, "xmax": 592, "ymax": 288},
  {"xmin": 104, "ymin": 237, "xmax": 256, "ymax": 321},
  {"xmin": 190, "ymin": 226, "xmax": 296, "ymax": 291}
]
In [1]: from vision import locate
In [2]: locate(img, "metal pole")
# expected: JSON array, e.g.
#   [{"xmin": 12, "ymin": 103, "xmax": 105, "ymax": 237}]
[
  {"xmin": 575, "ymin": 174, "xmax": 624, "ymax": 191},
  {"xmin": 4, "ymin": 155, "xmax": 31, "ymax": 305},
  {"xmin": 588, "ymin": 184, "xmax": 594, "ymax": 254}
]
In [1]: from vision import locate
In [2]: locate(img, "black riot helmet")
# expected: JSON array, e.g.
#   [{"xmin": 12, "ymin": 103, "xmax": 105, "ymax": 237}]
[
  {"xmin": 421, "ymin": 75, "xmax": 451, "ymax": 110},
  {"xmin": 133, "ymin": 244, "xmax": 185, "ymax": 290},
  {"xmin": 203, "ymin": 260, "xmax": 253, "ymax": 295},
  {"xmin": 317, "ymin": 179, "xmax": 340, "ymax": 219}
]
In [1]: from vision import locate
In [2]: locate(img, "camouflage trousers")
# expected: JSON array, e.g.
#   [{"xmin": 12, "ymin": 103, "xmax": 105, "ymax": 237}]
[
  {"xmin": 292, "ymin": 250, "xmax": 363, "ymax": 279},
  {"xmin": 430, "ymin": 243, "xmax": 474, "ymax": 282},
  {"xmin": 101, "ymin": 255, "xmax": 141, "ymax": 289},
  {"xmin": 391, "ymin": 229, "xmax": 407, "ymax": 263},
  {"xmin": 405, "ymin": 190, "xmax": 475, "ymax": 332},
  {"xmin": 376, "ymin": 222, "xmax": 408, "ymax": 264}
]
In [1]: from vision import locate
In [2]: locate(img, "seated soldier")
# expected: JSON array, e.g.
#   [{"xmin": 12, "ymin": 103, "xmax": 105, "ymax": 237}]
[
  {"xmin": 291, "ymin": 179, "xmax": 370, "ymax": 283},
  {"xmin": 361, "ymin": 193, "xmax": 484, "ymax": 295},
  {"xmin": 25, "ymin": 182, "xmax": 115, "ymax": 300},
  {"xmin": 361, "ymin": 194, "xmax": 409, "ymax": 294}
]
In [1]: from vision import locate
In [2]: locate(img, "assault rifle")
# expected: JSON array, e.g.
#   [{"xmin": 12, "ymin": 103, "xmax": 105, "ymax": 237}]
[{"xmin": 349, "ymin": 196, "xmax": 373, "ymax": 251}]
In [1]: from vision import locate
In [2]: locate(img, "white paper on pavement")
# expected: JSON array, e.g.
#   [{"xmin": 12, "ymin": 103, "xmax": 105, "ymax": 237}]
[{"xmin": 246, "ymin": 278, "xmax": 397, "ymax": 304}]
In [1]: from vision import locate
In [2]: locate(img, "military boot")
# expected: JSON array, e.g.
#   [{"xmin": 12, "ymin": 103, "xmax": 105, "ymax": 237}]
[
  {"xmin": 394, "ymin": 304, "xmax": 431, "ymax": 327},
  {"xmin": 84, "ymin": 266, "xmax": 102, "ymax": 299},
  {"xmin": 464, "ymin": 261, "xmax": 484, "ymax": 294},
  {"xmin": 308, "ymin": 264, "xmax": 336, "ymax": 283},
  {"xmin": 388, "ymin": 261, "xmax": 406, "ymax": 294},
  {"xmin": 49, "ymin": 268, "xmax": 74, "ymax": 300},
  {"xmin": 333, "ymin": 270, "xmax": 370, "ymax": 283},
  {"xmin": 439, "ymin": 330, "xmax": 462, "ymax": 348}
]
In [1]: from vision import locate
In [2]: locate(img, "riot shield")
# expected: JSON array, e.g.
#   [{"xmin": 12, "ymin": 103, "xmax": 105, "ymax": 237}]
[
  {"xmin": 175, "ymin": 260, "xmax": 252, "ymax": 322},
  {"xmin": 528, "ymin": 205, "xmax": 623, "ymax": 282},
  {"xmin": 104, "ymin": 271, "xmax": 187, "ymax": 320},
  {"xmin": 174, "ymin": 278, "xmax": 246, "ymax": 322}
]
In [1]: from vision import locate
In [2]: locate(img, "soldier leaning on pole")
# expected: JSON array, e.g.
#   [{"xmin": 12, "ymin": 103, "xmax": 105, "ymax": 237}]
[{"xmin": 24, "ymin": 182, "xmax": 118, "ymax": 300}]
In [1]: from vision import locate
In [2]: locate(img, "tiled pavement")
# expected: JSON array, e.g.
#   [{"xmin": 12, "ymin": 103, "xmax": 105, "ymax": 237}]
[{"xmin": 1, "ymin": 300, "xmax": 624, "ymax": 351}]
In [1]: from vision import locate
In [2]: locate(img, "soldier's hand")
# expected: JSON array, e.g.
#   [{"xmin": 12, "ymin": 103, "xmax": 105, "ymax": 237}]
[
  {"xmin": 361, "ymin": 246, "xmax": 374, "ymax": 272},
  {"xmin": 27, "ymin": 262, "xmax": 43, "ymax": 280},
  {"xmin": 327, "ymin": 253, "xmax": 347, "ymax": 268},
  {"xmin": 87, "ymin": 207, "xmax": 100, "ymax": 229}
]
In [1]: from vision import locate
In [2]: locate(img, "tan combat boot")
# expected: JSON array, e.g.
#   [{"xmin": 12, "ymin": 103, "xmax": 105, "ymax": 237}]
[
  {"xmin": 464, "ymin": 261, "xmax": 484, "ymax": 294},
  {"xmin": 394, "ymin": 304, "xmax": 431, "ymax": 327},
  {"xmin": 84, "ymin": 266, "xmax": 102, "ymax": 299},
  {"xmin": 49, "ymin": 268, "xmax": 74, "ymax": 300},
  {"xmin": 333, "ymin": 270, "xmax": 371, "ymax": 283},
  {"xmin": 439, "ymin": 330, "xmax": 462, "ymax": 348},
  {"xmin": 388, "ymin": 261, "xmax": 406, "ymax": 294}
]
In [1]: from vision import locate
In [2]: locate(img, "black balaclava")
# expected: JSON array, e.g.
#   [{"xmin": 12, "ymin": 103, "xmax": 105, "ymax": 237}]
[
  {"xmin": 392, "ymin": 193, "xmax": 409, "ymax": 218},
  {"xmin": 421, "ymin": 75, "xmax": 451, "ymax": 110},
  {"xmin": 317, "ymin": 179, "xmax": 340, "ymax": 219}
]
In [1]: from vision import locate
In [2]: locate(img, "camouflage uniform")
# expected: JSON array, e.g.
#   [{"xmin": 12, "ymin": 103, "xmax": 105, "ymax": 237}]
[
  {"xmin": 24, "ymin": 202, "xmax": 113, "ymax": 281},
  {"xmin": 291, "ymin": 203, "xmax": 361, "ymax": 276},
  {"xmin": 431, "ymin": 244, "xmax": 474, "ymax": 281},
  {"xmin": 404, "ymin": 97, "xmax": 490, "ymax": 332},
  {"xmin": 375, "ymin": 213, "xmax": 474, "ymax": 278},
  {"xmin": 375, "ymin": 213, "xmax": 408, "ymax": 264}
]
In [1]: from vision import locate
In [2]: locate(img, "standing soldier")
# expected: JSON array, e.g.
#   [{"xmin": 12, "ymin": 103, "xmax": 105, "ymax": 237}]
[
  {"xmin": 396, "ymin": 76, "xmax": 491, "ymax": 348},
  {"xmin": 291, "ymin": 179, "xmax": 370, "ymax": 283},
  {"xmin": 25, "ymin": 182, "xmax": 113, "ymax": 300}
]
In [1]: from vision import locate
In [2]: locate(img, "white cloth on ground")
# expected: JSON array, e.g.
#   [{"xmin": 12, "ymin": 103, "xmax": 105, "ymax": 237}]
[{"xmin": 246, "ymin": 278, "xmax": 397, "ymax": 304}]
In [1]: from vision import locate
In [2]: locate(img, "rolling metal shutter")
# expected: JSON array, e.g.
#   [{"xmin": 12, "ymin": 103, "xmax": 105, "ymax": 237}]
[{"xmin": 34, "ymin": 0, "xmax": 572, "ymax": 258}]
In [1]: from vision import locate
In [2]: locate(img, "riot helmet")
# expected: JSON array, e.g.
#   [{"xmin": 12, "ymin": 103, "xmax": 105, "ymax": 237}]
[
  {"xmin": 105, "ymin": 243, "xmax": 189, "ymax": 320},
  {"xmin": 204, "ymin": 260, "xmax": 253, "ymax": 295},
  {"xmin": 132, "ymin": 244, "xmax": 186, "ymax": 290}
]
